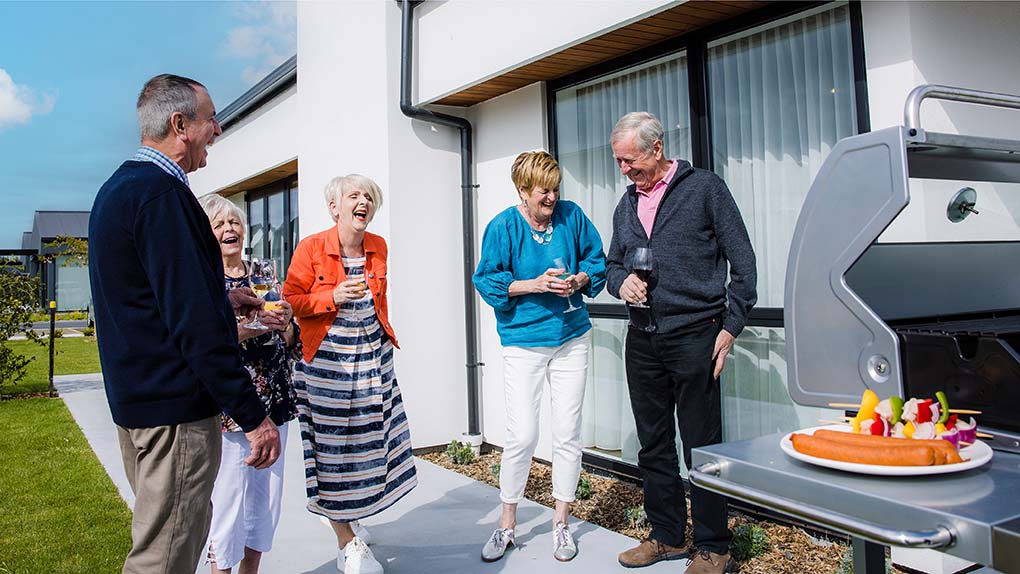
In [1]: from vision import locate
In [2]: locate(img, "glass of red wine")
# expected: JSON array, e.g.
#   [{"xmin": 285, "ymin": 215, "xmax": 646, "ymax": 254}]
[{"xmin": 629, "ymin": 247, "xmax": 653, "ymax": 308}]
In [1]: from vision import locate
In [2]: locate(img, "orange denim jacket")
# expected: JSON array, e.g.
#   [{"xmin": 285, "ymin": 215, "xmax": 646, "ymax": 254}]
[{"xmin": 283, "ymin": 225, "xmax": 398, "ymax": 364}]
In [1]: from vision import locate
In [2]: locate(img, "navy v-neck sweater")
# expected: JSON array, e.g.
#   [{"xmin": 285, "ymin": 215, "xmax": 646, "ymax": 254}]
[{"xmin": 89, "ymin": 161, "xmax": 265, "ymax": 431}]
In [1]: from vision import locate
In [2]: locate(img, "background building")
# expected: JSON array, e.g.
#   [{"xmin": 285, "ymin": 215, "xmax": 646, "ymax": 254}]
[
  {"xmin": 13, "ymin": 210, "xmax": 91, "ymax": 311},
  {"xmin": 189, "ymin": 0, "xmax": 1020, "ymax": 471}
]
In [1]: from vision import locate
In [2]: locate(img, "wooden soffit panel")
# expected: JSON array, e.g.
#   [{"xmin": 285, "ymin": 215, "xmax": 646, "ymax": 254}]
[
  {"xmin": 433, "ymin": 0, "xmax": 768, "ymax": 106},
  {"xmin": 217, "ymin": 158, "xmax": 298, "ymax": 197}
]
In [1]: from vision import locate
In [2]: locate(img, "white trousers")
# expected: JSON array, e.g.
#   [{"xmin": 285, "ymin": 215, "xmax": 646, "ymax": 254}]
[
  {"xmin": 207, "ymin": 422, "xmax": 289, "ymax": 570},
  {"xmin": 499, "ymin": 331, "xmax": 590, "ymax": 504}
]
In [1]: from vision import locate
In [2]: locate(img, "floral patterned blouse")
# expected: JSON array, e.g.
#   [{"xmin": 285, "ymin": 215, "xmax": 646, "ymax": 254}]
[{"xmin": 221, "ymin": 273, "xmax": 300, "ymax": 432}]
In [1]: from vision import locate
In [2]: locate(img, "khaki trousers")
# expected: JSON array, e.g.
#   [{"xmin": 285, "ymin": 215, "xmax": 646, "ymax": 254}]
[{"xmin": 117, "ymin": 416, "xmax": 222, "ymax": 574}]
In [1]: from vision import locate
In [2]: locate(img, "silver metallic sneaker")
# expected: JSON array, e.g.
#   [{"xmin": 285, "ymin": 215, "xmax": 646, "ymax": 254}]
[
  {"xmin": 553, "ymin": 521, "xmax": 577, "ymax": 562},
  {"xmin": 481, "ymin": 527, "xmax": 515, "ymax": 562}
]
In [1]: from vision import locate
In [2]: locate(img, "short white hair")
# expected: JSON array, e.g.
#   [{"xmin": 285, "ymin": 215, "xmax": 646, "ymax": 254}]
[
  {"xmin": 136, "ymin": 74, "xmax": 204, "ymax": 141},
  {"xmin": 198, "ymin": 193, "xmax": 247, "ymax": 230},
  {"xmin": 323, "ymin": 174, "xmax": 384, "ymax": 222},
  {"xmin": 610, "ymin": 111, "xmax": 665, "ymax": 154}
]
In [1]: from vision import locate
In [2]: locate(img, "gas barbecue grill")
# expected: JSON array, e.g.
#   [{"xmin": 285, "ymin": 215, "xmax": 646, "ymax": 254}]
[{"xmin": 689, "ymin": 85, "xmax": 1020, "ymax": 573}]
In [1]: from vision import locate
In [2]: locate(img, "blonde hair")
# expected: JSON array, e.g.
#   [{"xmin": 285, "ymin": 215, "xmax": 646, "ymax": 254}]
[
  {"xmin": 198, "ymin": 193, "xmax": 247, "ymax": 229},
  {"xmin": 323, "ymin": 174, "xmax": 384, "ymax": 222},
  {"xmin": 510, "ymin": 150, "xmax": 561, "ymax": 194}
]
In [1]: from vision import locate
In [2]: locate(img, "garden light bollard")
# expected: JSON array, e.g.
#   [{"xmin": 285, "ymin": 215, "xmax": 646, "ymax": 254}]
[{"xmin": 48, "ymin": 300, "xmax": 55, "ymax": 397}]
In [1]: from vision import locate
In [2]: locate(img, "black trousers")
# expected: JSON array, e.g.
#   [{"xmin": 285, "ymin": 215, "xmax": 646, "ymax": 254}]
[{"xmin": 625, "ymin": 317, "xmax": 730, "ymax": 554}]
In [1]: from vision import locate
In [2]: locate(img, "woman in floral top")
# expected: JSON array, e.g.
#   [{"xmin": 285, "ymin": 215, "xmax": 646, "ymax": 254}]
[{"xmin": 199, "ymin": 194, "xmax": 300, "ymax": 574}]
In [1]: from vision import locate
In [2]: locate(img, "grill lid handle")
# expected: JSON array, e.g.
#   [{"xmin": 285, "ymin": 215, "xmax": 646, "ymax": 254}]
[
  {"xmin": 905, "ymin": 84, "xmax": 1020, "ymax": 132},
  {"xmin": 690, "ymin": 461, "xmax": 957, "ymax": 549}
]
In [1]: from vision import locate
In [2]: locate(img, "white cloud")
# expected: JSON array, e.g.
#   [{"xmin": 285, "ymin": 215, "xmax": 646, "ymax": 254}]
[
  {"xmin": 221, "ymin": 2, "xmax": 296, "ymax": 86},
  {"xmin": 0, "ymin": 69, "xmax": 55, "ymax": 131}
]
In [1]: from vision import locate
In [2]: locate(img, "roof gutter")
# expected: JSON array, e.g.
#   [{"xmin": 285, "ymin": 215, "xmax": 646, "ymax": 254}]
[
  {"xmin": 399, "ymin": 0, "xmax": 482, "ymax": 442},
  {"xmin": 216, "ymin": 55, "xmax": 298, "ymax": 131}
]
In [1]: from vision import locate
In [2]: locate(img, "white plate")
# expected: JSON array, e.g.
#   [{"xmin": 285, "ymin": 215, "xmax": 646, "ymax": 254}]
[{"xmin": 780, "ymin": 425, "xmax": 993, "ymax": 476}]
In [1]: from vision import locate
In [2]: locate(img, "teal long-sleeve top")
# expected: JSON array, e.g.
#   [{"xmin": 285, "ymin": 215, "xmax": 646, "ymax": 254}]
[{"xmin": 473, "ymin": 200, "xmax": 607, "ymax": 348}]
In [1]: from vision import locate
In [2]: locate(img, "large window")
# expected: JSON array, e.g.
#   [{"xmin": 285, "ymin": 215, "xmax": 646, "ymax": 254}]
[
  {"xmin": 556, "ymin": 52, "xmax": 691, "ymax": 304},
  {"xmin": 553, "ymin": 2, "xmax": 860, "ymax": 466},
  {"xmin": 246, "ymin": 177, "xmax": 299, "ymax": 280},
  {"xmin": 709, "ymin": 4, "xmax": 858, "ymax": 307}
]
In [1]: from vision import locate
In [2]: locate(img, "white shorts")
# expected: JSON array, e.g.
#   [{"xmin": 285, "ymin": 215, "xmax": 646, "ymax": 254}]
[{"xmin": 207, "ymin": 422, "xmax": 289, "ymax": 570}]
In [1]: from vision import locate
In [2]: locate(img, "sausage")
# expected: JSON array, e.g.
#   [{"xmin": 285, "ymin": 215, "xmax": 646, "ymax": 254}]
[
  {"xmin": 791, "ymin": 433, "xmax": 937, "ymax": 466},
  {"xmin": 811, "ymin": 431, "xmax": 951, "ymax": 464},
  {"xmin": 813, "ymin": 429, "xmax": 964, "ymax": 465}
]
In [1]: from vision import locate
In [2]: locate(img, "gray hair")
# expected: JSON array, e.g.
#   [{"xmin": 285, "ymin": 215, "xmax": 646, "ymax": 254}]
[
  {"xmin": 324, "ymin": 174, "xmax": 384, "ymax": 222},
  {"xmin": 198, "ymin": 193, "xmax": 247, "ymax": 231},
  {"xmin": 610, "ymin": 111, "xmax": 665, "ymax": 154},
  {"xmin": 136, "ymin": 74, "xmax": 205, "ymax": 141}
]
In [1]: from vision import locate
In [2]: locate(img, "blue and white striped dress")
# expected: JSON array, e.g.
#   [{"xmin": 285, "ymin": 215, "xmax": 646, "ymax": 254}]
[{"xmin": 292, "ymin": 256, "xmax": 417, "ymax": 522}]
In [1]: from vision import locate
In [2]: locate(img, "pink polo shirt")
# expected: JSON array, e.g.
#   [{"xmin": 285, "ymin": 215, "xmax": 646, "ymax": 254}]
[{"xmin": 636, "ymin": 160, "xmax": 677, "ymax": 238}]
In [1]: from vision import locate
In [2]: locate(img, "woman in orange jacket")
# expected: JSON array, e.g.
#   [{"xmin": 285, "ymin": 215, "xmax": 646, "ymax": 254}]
[{"xmin": 283, "ymin": 174, "xmax": 416, "ymax": 574}]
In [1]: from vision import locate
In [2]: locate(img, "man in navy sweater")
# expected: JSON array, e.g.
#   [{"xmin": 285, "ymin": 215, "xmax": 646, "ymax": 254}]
[
  {"xmin": 609, "ymin": 112, "xmax": 756, "ymax": 574},
  {"xmin": 89, "ymin": 74, "xmax": 280, "ymax": 574}
]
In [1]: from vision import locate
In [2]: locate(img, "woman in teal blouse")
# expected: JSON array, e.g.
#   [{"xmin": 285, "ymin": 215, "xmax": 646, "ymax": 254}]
[{"xmin": 473, "ymin": 150, "xmax": 606, "ymax": 564}]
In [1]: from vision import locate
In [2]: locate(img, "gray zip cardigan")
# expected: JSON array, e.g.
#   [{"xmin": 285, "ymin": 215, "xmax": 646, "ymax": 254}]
[{"xmin": 606, "ymin": 160, "xmax": 758, "ymax": 337}]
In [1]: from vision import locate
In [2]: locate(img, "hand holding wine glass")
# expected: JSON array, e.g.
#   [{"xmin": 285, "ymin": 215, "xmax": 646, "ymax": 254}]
[
  {"xmin": 332, "ymin": 278, "xmax": 368, "ymax": 305},
  {"xmin": 625, "ymin": 247, "xmax": 653, "ymax": 308},
  {"xmin": 260, "ymin": 286, "xmax": 291, "ymax": 331},
  {"xmin": 552, "ymin": 256, "xmax": 582, "ymax": 313},
  {"xmin": 245, "ymin": 258, "xmax": 276, "ymax": 330}
]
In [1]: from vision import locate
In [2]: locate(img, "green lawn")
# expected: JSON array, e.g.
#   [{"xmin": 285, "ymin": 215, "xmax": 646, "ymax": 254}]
[
  {"xmin": 0, "ymin": 397, "xmax": 131, "ymax": 573},
  {"xmin": 2, "ymin": 337, "xmax": 101, "ymax": 395}
]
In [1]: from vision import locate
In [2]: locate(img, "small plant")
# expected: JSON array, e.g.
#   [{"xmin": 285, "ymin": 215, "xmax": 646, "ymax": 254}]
[
  {"xmin": 574, "ymin": 475, "xmax": 593, "ymax": 500},
  {"xmin": 83, "ymin": 326, "xmax": 95, "ymax": 337},
  {"xmin": 52, "ymin": 328, "xmax": 64, "ymax": 339},
  {"xmin": 445, "ymin": 439, "xmax": 475, "ymax": 465},
  {"xmin": 490, "ymin": 462, "xmax": 501, "ymax": 481},
  {"xmin": 624, "ymin": 506, "xmax": 648, "ymax": 529},
  {"xmin": 731, "ymin": 523, "xmax": 770, "ymax": 562}
]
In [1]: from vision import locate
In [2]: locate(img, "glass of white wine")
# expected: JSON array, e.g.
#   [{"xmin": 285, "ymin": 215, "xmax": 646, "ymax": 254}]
[
  {"xmin": 245, "ymin": 258, "xmax": 276, "ymax": 330},
  {"xmin": 552, "ymin": 256, "xmax": 582, "ymax": 313}
]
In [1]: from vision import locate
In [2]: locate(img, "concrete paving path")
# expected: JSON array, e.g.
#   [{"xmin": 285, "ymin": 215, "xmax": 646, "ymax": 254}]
[{"xmin": 56, "ymin": 375, "xmax": 679, "ymax": 574}]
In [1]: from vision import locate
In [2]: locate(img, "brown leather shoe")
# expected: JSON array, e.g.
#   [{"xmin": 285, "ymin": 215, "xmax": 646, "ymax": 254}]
[
  {"xmin": 684, "ymin": 549, "xmax": 736, "ymax": 574},
  {"xmin": 618, "ymin": 538, "xmax": 690, "ymax": 568}
]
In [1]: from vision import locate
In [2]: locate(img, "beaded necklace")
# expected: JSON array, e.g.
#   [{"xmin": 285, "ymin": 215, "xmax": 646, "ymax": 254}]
[{"xmin": 530, "ymin": 223, "xmax": 554, "ymax": 245}]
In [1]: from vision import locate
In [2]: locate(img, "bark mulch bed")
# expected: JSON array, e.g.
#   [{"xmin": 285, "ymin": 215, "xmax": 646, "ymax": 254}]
[{"xmin": 422, "ymin": 450, "xmax": 906, "ymax": 574}]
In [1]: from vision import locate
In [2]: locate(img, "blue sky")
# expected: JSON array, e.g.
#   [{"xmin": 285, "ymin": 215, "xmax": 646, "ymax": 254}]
[{"xmin": 0, "ymin": 1, "xmax": 296, "ymax": 248}]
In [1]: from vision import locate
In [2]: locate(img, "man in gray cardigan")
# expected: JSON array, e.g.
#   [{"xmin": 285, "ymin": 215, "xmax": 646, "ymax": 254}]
[{"xmin": 608, "ymin": 112, "xmax": 756, "ymax": 574}]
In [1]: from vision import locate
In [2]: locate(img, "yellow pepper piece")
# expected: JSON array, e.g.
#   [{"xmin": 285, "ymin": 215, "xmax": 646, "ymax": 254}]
[
  {"xmin": 935, "ymin": 423, "xmax": 946, "ymax": 435},
  {"xmin": 858, "ymin": 389, "xmax": 880, "ymax": 420},
  {"xmin": 850, "ymin": 389, "xmax": 879, "ymax": 433},
  {"xmin": 903, "ymin": 421, "xmax": 916, "ymax": 439}
]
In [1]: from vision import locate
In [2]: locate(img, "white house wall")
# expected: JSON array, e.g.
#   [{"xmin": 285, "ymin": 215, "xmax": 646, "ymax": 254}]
[
  {"xmin": 298, "ymin": 0, "xmax": 468, "ymax": 449},
  {"xmin": 416, "ymin": 0, "xmax": 677, "ymax": 104},
  {"xmin": 189, "ymin": 84, "xmax": 298, "ymax": 196},
  {"xmin": 863, "ymin": 1, "xmax": 1020, "ymax": 243}
]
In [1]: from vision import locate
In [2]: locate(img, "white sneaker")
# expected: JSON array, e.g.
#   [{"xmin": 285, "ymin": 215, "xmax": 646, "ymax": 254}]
[
  {"xmin": 321, "ymin": 515, "xmax": 373, "ymax": 545},
  {"xmin": 337, "ymin": 537, "xmax": 383, "ymax": 574},
  {"xmin": 553, "ymin": 521, "xmax": 577, "ymax": 562}
]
